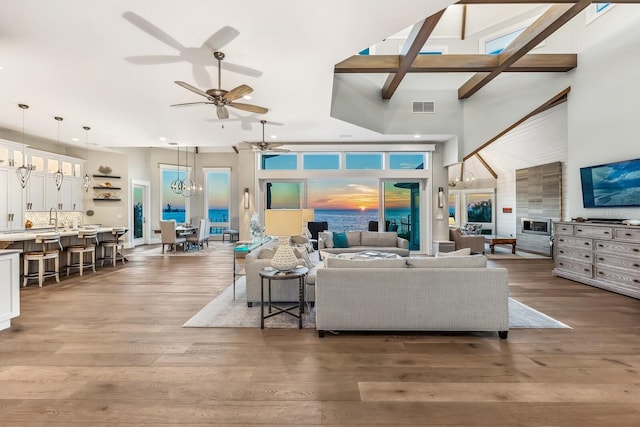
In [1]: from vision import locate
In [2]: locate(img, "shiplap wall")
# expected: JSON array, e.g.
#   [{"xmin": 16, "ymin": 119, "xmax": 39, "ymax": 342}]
[{"xmin": 481, "ymin": 104, "xmax": 568, "ymax": 237}]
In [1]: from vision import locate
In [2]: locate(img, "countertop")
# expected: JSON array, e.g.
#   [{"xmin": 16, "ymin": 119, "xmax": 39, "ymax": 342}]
[
  {"xmin": 0, "ymin": 249, "xmax": 22, "ymax": 255},
  {"xmin": 0, "ymin": 227, "xmax": 120, "ymax": 242}
]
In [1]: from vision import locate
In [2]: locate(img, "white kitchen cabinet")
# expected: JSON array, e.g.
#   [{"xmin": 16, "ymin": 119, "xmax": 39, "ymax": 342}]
[
  {"xmin": 0, "ymin": 166, "xmax": 25, "ymax": 230},
  {"xmin": 0, "ymin": 250, "xmax": 20, "ymax": 332}
]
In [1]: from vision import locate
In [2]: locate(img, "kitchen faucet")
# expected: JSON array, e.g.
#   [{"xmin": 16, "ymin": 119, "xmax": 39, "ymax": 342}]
[{"xmin": 49, "ymin": 207, "xmax": 58, "ymax": 232}]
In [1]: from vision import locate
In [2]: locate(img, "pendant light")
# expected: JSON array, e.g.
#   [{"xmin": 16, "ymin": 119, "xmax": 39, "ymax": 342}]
[
  {"xmin": 82, "ymin": 126, "xmax": 91, "ymax": 192},
  {"xmin": 192, "ymin": 146, "xmax": 203, "ymax": 192},
  {"xmin": 170, "ymin": 144, "xmax": 183, "ymax": 194},
  {"xmin": 181, "ymin": 146, "xmax": 194, "ymax": 198},
  {"xmin": 16, "ymin": 104, "xmax": 31, "ymax": 189},
  {"xmin": 53, "ymin": 116, "xmax": 64, "ymax": 191}
]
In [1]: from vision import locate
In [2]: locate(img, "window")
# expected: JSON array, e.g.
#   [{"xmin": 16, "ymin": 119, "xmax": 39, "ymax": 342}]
[
  {"xmin": 205, "ymin": 168, "xmax": 230, "ymax": 235},
  {"xmin": 389, "ymin": 153, "xmax": 424, "ymax": 170},
  {"xmin": 345, "ymin": 153, "xmax": 382, "ymax": 170},
  {"xmin": 485, "ymin": 28, "xmax": 525, "ymax": 55},
  {"xmin": 308, "ymin": 179, "xmax": 378, "ymax": 231},
  {"xmin": 586, "ymin": 3, "xmax": 613, "ymax": 24},
  {"xmin": 160, "ymin": 167, "xmax": 189, "ymax": 223},
  {"xmin": 303, "ymin": 153, "xmax": 340, "ymax": 170},
  {"xmin": 265, "ymin": 182, "xmax": 302, "ymax": 209},
  {"xmin": 261, "ymin": 154, "xmax": 297, "ymax": 170}
]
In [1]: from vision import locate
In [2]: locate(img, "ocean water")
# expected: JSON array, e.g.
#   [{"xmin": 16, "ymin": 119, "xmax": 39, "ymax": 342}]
[{"xmin": 314, "ymin": 208, "xmax": 411, "ymax": 232}]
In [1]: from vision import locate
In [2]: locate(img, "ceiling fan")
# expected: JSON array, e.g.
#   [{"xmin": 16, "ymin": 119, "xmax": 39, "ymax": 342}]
[
  {"xmin": 171, "ymin": 51, "xmax": 268, "ymax": 120},
  {"xmin": 247, "ymin": 120, "xmax": 289, "ymax": 152}
]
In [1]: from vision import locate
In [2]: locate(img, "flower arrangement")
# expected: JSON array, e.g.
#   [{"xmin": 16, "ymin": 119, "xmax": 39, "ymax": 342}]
[{"xmin": 249, "ymin": 212, "xmax": 264, "ymax": 242}]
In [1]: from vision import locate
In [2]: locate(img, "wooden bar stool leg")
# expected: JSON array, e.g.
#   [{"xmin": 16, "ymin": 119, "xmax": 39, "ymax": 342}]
[
  {"xmin": 23, "ymin": 257, "xmax": 28, "ymax": 287},
  {"xmin": 54, "ymin": 256, "xmax": 60, "ymax": 283},
  {"xmin": 38, "ymin": 258, "xmax": 44, "ymax": 287}
]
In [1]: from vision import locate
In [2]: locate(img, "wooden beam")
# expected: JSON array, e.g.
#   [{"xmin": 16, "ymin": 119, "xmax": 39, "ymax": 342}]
[
  {"xmin": 458, "ymin": 1, "xmax": 591, "ymax": 99},
  {"xmin": 461, "ymin": 5, "xmax": 467, "ymax": 40},
  {"xmin": 463, "ymin": 87, "xmax": 571, "ymax": 162},
  {"xmin": 475, "ymin": 153, "xmax": 498, "ymax": 179},
  {"xmin": 335, "ymin": 53, "xmax": 576, "ymax": 73},
  {"xmin": 381, "ymin": 9, "xmax": 445, "ymax": 100}
]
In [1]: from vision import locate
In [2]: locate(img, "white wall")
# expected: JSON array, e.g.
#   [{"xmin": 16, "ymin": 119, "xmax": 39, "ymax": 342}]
[{"xmin": 566, "ymin": 8, "xmax": 640, "ymax": 221}]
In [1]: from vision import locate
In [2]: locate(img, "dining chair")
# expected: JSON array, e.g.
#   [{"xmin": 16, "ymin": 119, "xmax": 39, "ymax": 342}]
[
  {"xmin": 186, "ymin": 218, "xmax": 207, "ymax": 251},
  {"xmin": 160, "ymin": 220, "xmax": 186, "ymax": 254}
]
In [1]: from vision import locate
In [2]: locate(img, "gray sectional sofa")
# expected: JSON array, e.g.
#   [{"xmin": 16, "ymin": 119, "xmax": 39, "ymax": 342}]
[
  {"xmin": 318, "ymin": 231, "xmax": 410, "ymax": 256},
  {"xmin": 315, "ymin": 255, "xmax": 509, "ymax": 339}
]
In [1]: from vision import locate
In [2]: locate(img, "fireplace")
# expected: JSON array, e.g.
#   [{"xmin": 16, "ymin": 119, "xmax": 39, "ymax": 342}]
[{"xmin": 521, "ymin": 218, "xmax": 552, "ymax": 236}]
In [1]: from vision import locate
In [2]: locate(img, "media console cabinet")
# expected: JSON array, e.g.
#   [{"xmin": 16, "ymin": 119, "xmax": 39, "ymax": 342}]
[{"xmin": 553, "ymin": 221, "xmax": 640, "ymax": 299}]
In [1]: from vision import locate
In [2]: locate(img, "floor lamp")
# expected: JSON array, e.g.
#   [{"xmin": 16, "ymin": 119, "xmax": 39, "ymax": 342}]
[{"xmin": 265, "ymin": 209, "xmax": 303, "ymax": 271}]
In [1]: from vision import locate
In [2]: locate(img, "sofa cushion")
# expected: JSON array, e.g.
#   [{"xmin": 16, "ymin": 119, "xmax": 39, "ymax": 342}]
[
  {"xmin": 325, "ymin": 257, "xmax": 407, "ymax": 269},
  {"xmin": 333, "ymin": 232, "xmax": 349, "ymax": 248},
  {"xmin": 361, "ymin": 231, "xmax": 398, "ymax": 247},
  {"xmin": 436, "ymin": 248, "xmax": 472, "ymax": 257},
  {"xmin": 257, "ymin": 245, "xmax": 278, "ymax": 259},
  {"xmin": 293, "ymin": 247, "xmax": 314, "ymax": 267},
  {"xmin": 345, "ymin": 231, "xmax": 361, "ymax": 247},
  {"xmin": 318, "ymin": 231, "xmax": 334, "ymax": 248},
  {"xmin": 406, "ymin": 255, "xmax": 487, "ymax": 268}
]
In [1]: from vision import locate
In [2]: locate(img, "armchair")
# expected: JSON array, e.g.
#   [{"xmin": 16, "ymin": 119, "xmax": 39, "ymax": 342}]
[{"xmin": 449, "ymin": 227, "xmax": 485, "ymax": 254}]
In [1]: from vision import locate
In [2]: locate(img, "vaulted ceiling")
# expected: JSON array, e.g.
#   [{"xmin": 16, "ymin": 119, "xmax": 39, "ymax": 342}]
[{"xmin": 0, "ymin": 1, "xmax": 634, "ymax": 153}]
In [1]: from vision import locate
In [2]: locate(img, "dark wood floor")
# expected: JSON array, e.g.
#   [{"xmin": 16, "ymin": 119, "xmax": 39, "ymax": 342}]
[{"xmin": 1, "ymin": 242, "xmax": 639, "ymax": 426}]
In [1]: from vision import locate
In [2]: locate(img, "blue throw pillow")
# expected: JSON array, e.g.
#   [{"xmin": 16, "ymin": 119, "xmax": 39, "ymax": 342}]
[{"xmin": 332, "ymin": 232, "xmax": 349, "ymax": 248}]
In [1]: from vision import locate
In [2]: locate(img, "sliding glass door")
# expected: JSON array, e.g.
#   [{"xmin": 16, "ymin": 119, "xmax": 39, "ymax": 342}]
[{"xmin": 382, "ymin": 180, "xmax": 421, "ymax": 250}]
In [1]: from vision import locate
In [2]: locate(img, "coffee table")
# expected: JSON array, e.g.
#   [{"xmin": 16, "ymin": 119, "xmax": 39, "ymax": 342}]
[{"xmin": 484, "ymin": 235, "xmax": 517, "ymax": 254}]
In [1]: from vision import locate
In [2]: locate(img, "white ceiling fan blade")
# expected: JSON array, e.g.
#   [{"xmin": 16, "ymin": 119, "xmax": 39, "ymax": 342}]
[
  {"xmin": 192, "ymin": 65, "xmax": 212, "ymax": 88},
  {"xmin": 221, "ymin": 62, "xmax": 263, "ymax": 78}
]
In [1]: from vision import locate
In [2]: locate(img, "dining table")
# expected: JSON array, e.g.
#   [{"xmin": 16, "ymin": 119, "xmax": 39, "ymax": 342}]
[{"xmin": 175, "ymin": 224, "xmax": 196, "ymax": 237}]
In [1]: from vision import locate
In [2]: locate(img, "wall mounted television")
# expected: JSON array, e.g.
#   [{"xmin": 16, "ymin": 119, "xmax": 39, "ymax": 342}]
[{"xmin": 580, "ymin": 158, "xmax": 640, "ymax": 208}]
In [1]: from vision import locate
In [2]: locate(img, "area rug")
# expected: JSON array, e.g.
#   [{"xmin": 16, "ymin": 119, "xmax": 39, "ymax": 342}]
[{"xmin": 183, "ymin": 277, "xmax": 570, "ymax": 330}]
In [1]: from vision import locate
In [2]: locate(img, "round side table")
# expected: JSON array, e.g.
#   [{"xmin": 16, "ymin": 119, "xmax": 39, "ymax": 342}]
[{"xmin": 259, "ymin": 266, "xmax": 309, "ymax": 329}]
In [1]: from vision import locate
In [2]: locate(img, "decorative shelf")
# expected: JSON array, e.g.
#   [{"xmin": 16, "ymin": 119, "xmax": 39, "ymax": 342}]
[
  {"xmin": 93, "ymin": 198, "xmax": 121, "ymax": 201},
  {"xmin": 93, "ymin": 186, "xmax": 121, "ymax": 190},
  {"xmin": 92, "ymin": 174, "xmax": 121, "ymax": 179}
]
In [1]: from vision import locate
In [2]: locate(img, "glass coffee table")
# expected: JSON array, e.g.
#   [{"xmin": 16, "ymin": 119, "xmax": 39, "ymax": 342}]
[{"xmin": 337, "ymin": 251, "xmax": 402, "ymax": 260}]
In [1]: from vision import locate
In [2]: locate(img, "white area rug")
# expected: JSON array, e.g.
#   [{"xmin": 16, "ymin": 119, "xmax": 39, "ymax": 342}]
[{"xmin": 183, "ymin": 277, "xmax": 570, "ymax": 330}]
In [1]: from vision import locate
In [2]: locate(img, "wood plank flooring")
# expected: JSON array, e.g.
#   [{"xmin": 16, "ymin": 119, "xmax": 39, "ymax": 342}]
[{"xmin": 1, "ymin": 242, "xmax": 639, "ymax": 426}]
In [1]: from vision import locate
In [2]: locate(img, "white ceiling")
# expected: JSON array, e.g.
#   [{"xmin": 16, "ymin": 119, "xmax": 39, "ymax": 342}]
[{"xmin": 0, "ymin": 1, "xmax": 553, "ymax": 154}]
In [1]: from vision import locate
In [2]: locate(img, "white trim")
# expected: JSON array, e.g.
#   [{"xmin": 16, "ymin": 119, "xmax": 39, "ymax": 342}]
[{"xmin": 585, "ymin": 3, "xmax": 615, "ymax": 25}]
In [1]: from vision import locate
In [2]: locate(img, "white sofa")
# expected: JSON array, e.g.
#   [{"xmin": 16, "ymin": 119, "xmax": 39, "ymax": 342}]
[
  {"xmin": 318, "ymin": 231, "xmax": 410, "ymax": 257},
  {"xmin": 315, "ymin": 255, "xmax": 509, "ymax": 339}
]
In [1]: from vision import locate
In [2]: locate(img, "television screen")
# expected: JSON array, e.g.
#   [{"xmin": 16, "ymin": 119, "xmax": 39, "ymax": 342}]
[{"xmin": 580, "ymin": 158, "xmax": 640, "ymax": 208}]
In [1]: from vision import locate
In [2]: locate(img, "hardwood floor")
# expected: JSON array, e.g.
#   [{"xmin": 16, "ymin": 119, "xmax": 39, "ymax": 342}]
[{"xmin": 1, "ymin": 242, "xmax": 639, "ymax": 426}]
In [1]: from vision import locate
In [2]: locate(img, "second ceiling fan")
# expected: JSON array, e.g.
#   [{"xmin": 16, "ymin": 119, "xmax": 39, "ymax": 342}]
[{"xmin": 171, "ymin": 51, "xmax": 268, "ymax": 120}]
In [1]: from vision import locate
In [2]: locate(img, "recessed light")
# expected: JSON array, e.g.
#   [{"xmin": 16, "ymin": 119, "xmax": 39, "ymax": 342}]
[
  {"xmin": 0, "ymin": 65, "xmax": 4, "ymax": 70},
  {"xmin": 159, "ymin": 137, "xmax": 167, "ymax": 141},
  {"xmin": 243, "ymin": 95, "xmax": 252, "ymax": 100},
  {"xmin": 71, "ymin": 137, "xmax": 79, "ymax": 142},
  {"xmin": 270, "ymin": 135, "xmax": 277, "ymax": 139},
  {"xmin": 414, "ymin": 134, "xmax": 420, "ymax": 138}
]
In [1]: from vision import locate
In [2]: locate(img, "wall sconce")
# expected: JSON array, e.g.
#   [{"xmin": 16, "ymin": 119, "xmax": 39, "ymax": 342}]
[
  {"xmin": 243, "ymin": 187, "xmax": 250, "ymax": 209},
  {"xmin": 438, "ymin": 186, "xmax": 444, "ymax": 208}
]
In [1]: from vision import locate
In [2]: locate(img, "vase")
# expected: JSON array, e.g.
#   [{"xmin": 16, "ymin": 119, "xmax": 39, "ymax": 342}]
[{"xmin": 270, "ymin": 238, "xmax": 299, "ymax": 271}]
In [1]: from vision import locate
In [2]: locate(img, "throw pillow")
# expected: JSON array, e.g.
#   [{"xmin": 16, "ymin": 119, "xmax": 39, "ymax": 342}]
[
  {"xmin": 333, "ymin": 232, "xmax": 349, "ymax": 249},
  {"xmin": 293, "ymin": 247, "xmax": 314, "ymax": 268},
  {"xmin": 436, "ymin": 248, "xmax": 472, "ymax": 257},
  {"xmin": 462, "ymin": 223, "xmax": 483, "ymax": 235},
  {"xmin": 318, "ymin": 231, "xmax": 334, "ymax": 248}
]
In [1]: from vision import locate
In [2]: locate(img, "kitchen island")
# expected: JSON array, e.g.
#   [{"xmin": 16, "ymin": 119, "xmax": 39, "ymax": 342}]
[{"xmin": 0, "ymin": 249, "xmax": 20, "ymax": 331}]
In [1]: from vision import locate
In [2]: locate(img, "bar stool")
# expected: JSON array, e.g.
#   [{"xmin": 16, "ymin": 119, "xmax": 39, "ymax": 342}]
[
  {"xmin": 66, "ymin": 230, "xmax": 98, "ymax": 276},
  {"xmin": 23, "ymin": 234, "xmax": 62, "ymax": 287},
  {"xmin": 100, "ymin": 227, "xmax": 127, "ymax": 267}
]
